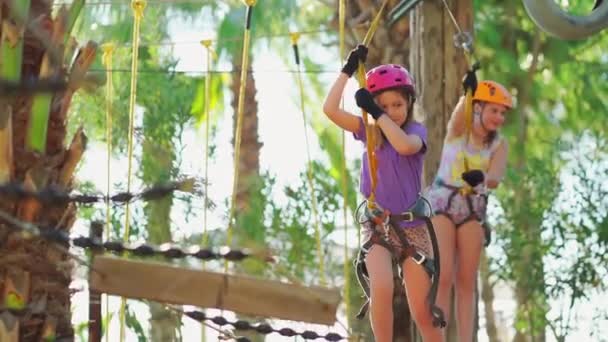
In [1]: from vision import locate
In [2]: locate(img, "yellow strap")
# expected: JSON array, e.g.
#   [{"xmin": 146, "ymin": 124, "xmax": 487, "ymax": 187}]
[
  {"xmin": 101, "ymin": 41, "xmax": 115, "ymax": 342},
  {"xmin": 119, "ymin": 2, "xmax": 146, "ymax": 341},
  {"xmin": 338, "ymin": 0, "xmax": 352, "ymax": 320},
  {"xmin": 289, "ymin": 32, "xmax": 300, "ymax": 45},
  {"xmin": 463, "ymin": 87, "xmax": 473, "ymax": 172},
  {"xmin": 225, "ymin": 1, "xmax": 255, "ymax": 272},
  {"xmin": 355, "ymin": 0, "xmax": 389, "ymax": 209},
  {"xmin": 290, "ymin": 32, "xmax": 325, "ymax": 286}
]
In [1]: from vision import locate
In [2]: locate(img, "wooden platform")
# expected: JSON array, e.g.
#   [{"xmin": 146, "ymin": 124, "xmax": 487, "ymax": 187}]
[{"xmin": 90, "ymin": 255, "xmax": 341, "ymax": 325}]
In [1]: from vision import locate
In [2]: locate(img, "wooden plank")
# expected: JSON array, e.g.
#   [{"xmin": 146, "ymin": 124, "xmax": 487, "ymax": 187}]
[
  {"xmin": 88, "ymin": 222, "xmax": 103, "ymax": 342},
  {"xmin": 90, "ymin": 256, "xmax": 341, "ymax": 325}
]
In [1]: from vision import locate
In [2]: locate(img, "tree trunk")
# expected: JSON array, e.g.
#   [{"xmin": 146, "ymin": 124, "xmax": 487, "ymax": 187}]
[
  {"xmin": 410, "ymin": 0, "xmax": 474, "ymax": 339},
  {"xmin": 229, "ymin": 52, "xmax": 264, "ymax": 342},
  {"xmin": 0, "ymin": 0, "xmax": 88, "ymax": 340},
  {"xmin": 229, "ymin": 53, "xmax": 261, "ymax": 215},
  {"xmin": 480, "ymin": 251, "xmax": 499, "ymax": 342},
  {"xmin": 142, "ymin": 138, "xmax": 181, "ymax": 341},
  {"xmin": 510, "ymin": 25, "xmax": 547, "ymax": 342},
  {"xmin": 410, "ymin": 0, "xmax": 472, "ymax": 187}
]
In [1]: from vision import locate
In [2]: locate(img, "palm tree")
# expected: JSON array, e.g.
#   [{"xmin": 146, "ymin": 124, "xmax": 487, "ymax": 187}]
[
  {"xmin": 211, "ymin": 2, "xmax": 295, "ymax": 340},
  {"xmin": 0, "ymin": 0, "xmax": 91, "ymax": 340},
  {"xmin": 215, "ymin": 0, "xmax": 296, "ymax": 216}
]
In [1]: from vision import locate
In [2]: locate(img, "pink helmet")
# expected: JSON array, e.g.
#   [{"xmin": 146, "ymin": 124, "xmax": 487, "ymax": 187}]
[{"xmin": 366, "ymin": 64, "xmax": 415, "ymax": 94}]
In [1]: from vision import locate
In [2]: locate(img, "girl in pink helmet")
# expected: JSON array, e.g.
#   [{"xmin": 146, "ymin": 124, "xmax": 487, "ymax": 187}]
[{"xmin": 323, "ymin": 45, "xmax": 444, "ymax": 342}]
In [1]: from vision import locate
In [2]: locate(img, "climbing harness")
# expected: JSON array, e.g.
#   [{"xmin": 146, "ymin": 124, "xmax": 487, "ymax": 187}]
[
  {"xmin": 353, "ymin": 196, "xmax": 446, "ymax": 328},
  {"xmin": 433, "ymin": 179, "xmax": 493, "ymax": 246},
  {"xmin": 434, "ymin": 179, "xmax": 486, "ymax": 224}
]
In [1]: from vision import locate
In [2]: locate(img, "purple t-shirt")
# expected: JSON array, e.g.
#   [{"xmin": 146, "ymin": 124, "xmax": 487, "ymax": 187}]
[{"xmin": 354, "ymin": 118, "xmax": 427, "ymax": 228}]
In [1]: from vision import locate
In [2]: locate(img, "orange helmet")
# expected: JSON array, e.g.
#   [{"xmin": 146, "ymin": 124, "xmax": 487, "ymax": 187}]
[{"xmin": 473, "ymin": 80, "xmax": 513, "ymax": 109}]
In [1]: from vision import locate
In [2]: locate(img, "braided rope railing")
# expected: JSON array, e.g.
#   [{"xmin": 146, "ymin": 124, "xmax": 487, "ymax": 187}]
[
  {"xmin": 0, "ymin": 304, "xmax": 349, "ymax": 341},
  {"xmin": 0, "ymin": 178, "xmax": 201, "ymax": 206},
  {"xmin": 0, "ymin": 211, "xmax": 273, "ymax": 263},
  {"xmin": 0, "ymin": 77, "xmax": 67, "ymax": 95},
  {"xmin": 182, "ymin": 309, "xmax": 347, "ymax": 341},
  {"xmin": 0, "ymin": 214, "xmax": 346, "ymax": 341}
]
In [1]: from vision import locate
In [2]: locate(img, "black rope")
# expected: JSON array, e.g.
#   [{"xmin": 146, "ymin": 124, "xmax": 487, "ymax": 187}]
[
  {"xmin": 0, "ymin": 210, "xmax": 272, "ymax": 263},
  {"xmin": 73, "ymin": 235, "xmax": 265, "ymax": 262},
  {"xmin": 0, "ymin": 307, "xmax": 30, "ymax": 317},
  {"xmin": 183, "ymin": 310, "xmax": 346, "ymax": 341},
  {"xmin": 37, "ymin": 227, "xmax": 269, "ymax": 262},
  {"xmin": 0, "ymin": 77, "xmax": 67, "ymax": 96},
  {"xmin": 0, "ymin": 179, "xmax": 200, "ymax": 207},
  {"xmin": 86, "ymin": 68, "xmax": 337, "ymax": 75}
]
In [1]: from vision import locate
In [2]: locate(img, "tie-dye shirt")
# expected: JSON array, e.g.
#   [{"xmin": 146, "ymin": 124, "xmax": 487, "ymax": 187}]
[{"xmin": 436, "ymin": 135, "xmax": 502, "ymax": 188}]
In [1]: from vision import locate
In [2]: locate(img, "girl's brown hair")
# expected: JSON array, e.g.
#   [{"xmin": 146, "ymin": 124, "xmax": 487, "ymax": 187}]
[
  {"xmin": 368, "ymin": 86, "xmax": 417, "ymax": 149},
  {"xmin": 473, "ymin": 100, "xmax": 498, "ymax": 146}
]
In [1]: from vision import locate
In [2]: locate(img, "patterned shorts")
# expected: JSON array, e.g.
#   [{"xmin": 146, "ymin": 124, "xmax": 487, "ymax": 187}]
[
  {"xmin": 361, "ymin": 220, "xmax": 433, "ymax": 260},
  {"xmin": 424, "ymin": 183, "xmax": 487, "ymax": 227}
]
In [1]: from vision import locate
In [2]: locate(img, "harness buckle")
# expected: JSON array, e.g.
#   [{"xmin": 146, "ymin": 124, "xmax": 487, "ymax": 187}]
[
  {"xmin": 412, "ymin": 251, "xmax": 426, "ymax": 265},
  {"xmin": 401, "ymin": 212, "xmax": 414, "ymax": 222},
  {"xmin": 459, "ymin": 185, "xmax": 474, "ymax": 196},
  {"xmin": 367, "ymin": 206, "xmax": 390, "ymax": 226}
]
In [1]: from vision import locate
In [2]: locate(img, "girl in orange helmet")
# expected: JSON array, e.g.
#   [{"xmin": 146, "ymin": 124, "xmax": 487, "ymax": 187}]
[{"xmin": 424, "ymin": 75, "xmax": 513, "ymax": 341}]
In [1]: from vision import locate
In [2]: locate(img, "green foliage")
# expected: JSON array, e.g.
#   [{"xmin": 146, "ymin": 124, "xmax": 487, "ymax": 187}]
[
  {"xmin": 190, "ymin": 73, "xmax": 227, "ymax": 126},
  {"xmin": 474, "ymin": 0, "xmax": 608, "ymax": 338},
  {"xmin": 125, "ymin": 305, "xmax": 147, "ymax": 342},
  {"xmin": 265, "ymin": 161, "xmax": 349, "ymax": 283}
]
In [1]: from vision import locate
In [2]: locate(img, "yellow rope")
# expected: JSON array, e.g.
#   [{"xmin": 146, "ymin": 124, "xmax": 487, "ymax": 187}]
[
  {"xmin": 200, "ymin": 39, "xmax": 213, "ymax": 249},
  {"xmin": 440, "ymin": 0, "xmax": 479, "ymax": 175},
  {"xmin": 338, "ymin": 0, "xmax": 352, "ymax": 321},
  {"xmin": 225, "ymin": 0, "xmax": 256, "ymax": 272},
  {"xmin": 463, "ymin": 87, "xmax": 473, "ymax": 171},
  {"xmin": 290, "ymin": 32, "xmax": 325, "ymax": 286},
  {"xmin": 119, "ymin": 2, "xmax": 146, "ymax": 341},
  {"xmin": 101, "ymin": 41, "xmax": 115, "ymax": 342},
  {"xmin": 199, "ymin": 40, "xmax": 215, "ymax": 342},
  {"xmin": 354, "ymin": 0, "xmax": 389, "ymax": 210}
]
